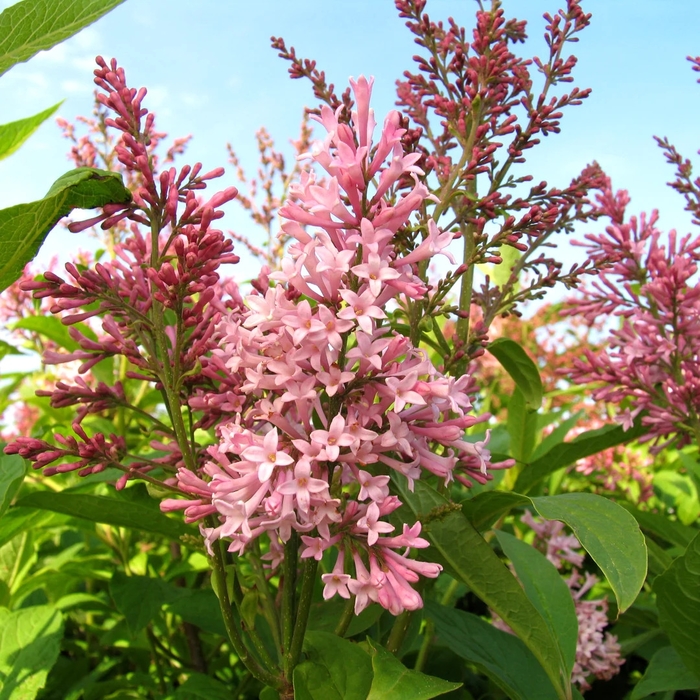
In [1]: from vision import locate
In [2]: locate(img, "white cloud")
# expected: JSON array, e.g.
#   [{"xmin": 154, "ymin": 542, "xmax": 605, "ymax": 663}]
[{"xmin": 60, "ymin": 79, "xmax": 92, "ymax": 95}]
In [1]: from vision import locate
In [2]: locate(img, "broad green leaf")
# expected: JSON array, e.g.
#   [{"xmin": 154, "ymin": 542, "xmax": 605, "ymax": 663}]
[
  {"xmin": 365, "ymin": 639, "xmax": 460, "ymax": 699},
  {"xmin": 11, "ymin": 315, "xmax": 82, "ymax": 351},
  {"xmin": 0, "ymin": 605, "xmax": 64, "ymax": 699},
  {"xmin": 109, "ymin": 572, "xmax": 183, "ymax": 636},
  {"xmin": 531, "ymin": 411, "xmax": 584, "ymax": 461},
  {"xmin": 0, "ymin": 0, "xmax": 125, "ymax": 77},
  {"xmin": 394, "ymin": 477, "xmax": 571, "ymax": 700},
  {"xmin": 0, "ymin": 507, "xmax": 62, "ymax": 549},
  {"xmin": 654, "ymin": 531, "xmax": 700, "ymax": 677},
  {"xmin": 173, "ymin": 673, "xmax": 233, "ymax": 700},
  {"xmin": 461, "ymin": 491, "xmax": 529, "ymax": 532},
  {"xmin": 427, "ymin": 603, "xmax": 560, "ymax": 700},
  {"xmin": 0, "ymin": 167, "xmax": 131, "ymax": 292},
  {"xmin": 507, "ymin": 388, "xmax": 538, "ymax": 464},
  {"xmin": 0, "ymin": 453, "xmax": 26, "ymax": 518},
  {"xmin": 495, "ymin": 531, "xmax": 578, "ymax": 676},
  {"xmin": 0, "ymin": 338, "xmax": 23, "ymax": 361},
  {"xmin": 259, "ymin": 689, "xmax": 279, "ymax": 700},
  {"xmin": 15, "ymin": 490, "xmax": 193, "ymax": 541},
  {"xmin": 293, "ymin": 631, "xmax": 373, "ymax": 700},
  {"xmin": 531, "ymin": 493, "xmax": 647, "ymax": 613},
  {"xmin": 487, "ymin": 338, "xmax": 542, "ymax": 408},
  {"xmin": 0, "ymin": 529, "xmax": 35, "ymax": 591},
  {"xmin": 514, "ymin": 420, "xmax": 647, "ymax": 494},
  {"xmin": 631, "ymin": 646, "xmax": 700, "ymax": 699},
  {"xmin": 621, "ymin": 503, "xmax": 695, "ymax": 549},
  {"xmin": 0, "ymin": 102, "xmax": 61, "ymax": 161},
  {"xmin": 654, "ymin": 471, "xmax": 700, "ymax": 526},
  {"xmin": 307, "ymin": 597, "xmax": 383, "ymax": 637},
  {"xmin": 646, "ymin": 537, "xmax": 674, "ymax": 576},
  {"xmin": 166, "ymin": 589, "xmax": 227, "ymax": 637}
]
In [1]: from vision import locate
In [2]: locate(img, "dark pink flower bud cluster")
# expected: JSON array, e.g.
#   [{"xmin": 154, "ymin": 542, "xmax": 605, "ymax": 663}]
[
  {"xmin": 6, "ymin": 423, "xmax": 127, "ymax": 478},
  {"xmin": 566, "ymin": 173, "xmax": 700, "ymax": 450},
  {"xmin": 163, "ymin": 76, "xmax": 499, "ymax": 615},
  {"xmin": 5, "ymin": 58, "xmax": 243, "ymax": 482}
]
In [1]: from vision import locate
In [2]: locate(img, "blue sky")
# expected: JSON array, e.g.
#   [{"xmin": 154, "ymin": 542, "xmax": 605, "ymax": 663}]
[{"xmin": 1, "ymin": 0, "xmax": 699, "ymax": 277}]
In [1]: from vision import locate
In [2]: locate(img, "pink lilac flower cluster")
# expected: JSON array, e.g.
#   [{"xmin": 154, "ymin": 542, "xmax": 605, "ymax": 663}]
[
  {"xmin": 519, "ymin": 511, "xmax": 624, "ymax": 691},
  {"xmin": 566, "ymin": 174, "xmax": 700, "ymax": 451},
  {"xmin": 567, "ymin": 571, "xmax": 625, "ymax": 692},
  {"xmin": 162, "ymin": 76, "xmax": 499, "ymax": 615}
]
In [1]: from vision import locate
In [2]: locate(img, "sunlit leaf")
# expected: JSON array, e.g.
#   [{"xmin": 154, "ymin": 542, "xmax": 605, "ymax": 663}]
[
  {"xmin": 0, "ymin": 102, "xmax": 61, "ymax": 161},
  {"xmin": 487, "ymin": 338, "xmax": 542, "ymax": 408},
  {"xmin": 0, "ymin": 605, "xmax": 64, "ymax": 699},
  {"xmin": 0, "ymin": 167, "xmax": 130, "ymax": 292},
  {"xmin": 0, "ymin": 0, "xmax": 125, "ymax": 76},
  {"xmin": 532, "ymin": 493, "xmax": 647, "ymax": 613}
]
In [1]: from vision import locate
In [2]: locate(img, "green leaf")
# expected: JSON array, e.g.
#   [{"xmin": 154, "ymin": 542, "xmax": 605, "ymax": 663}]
[
  {"xmin": 461, "ymin": 491, "xmax": 529, "ymax": 532},
  {"xmin": 11, "ymin": 315, "xmax": 81, "ymax": 351},
  {"xmin": 621, "ymin": 503, "xmax": 695, "ymax": 549},
  {"xmin": 427, "ymin": 602, "xmax": 560, "ymax": 700},
  {"xmin": 0, "ymin": 167, "xmax": 131, "ymax": 292},
  {"xmin": 173, "ymin": 673, "xmax": 233, "ymax": 700},
  {"xmin": 293, "ymin": 631, "xmax": 373, "ymax": 700},
  {"xmin": 531, "ymin": 493, "xmax": 647, "ymax": 613},
  {"xmin": 531, "ymin": 410, "xmax": 585, "ymax": 462},
  {"xmin": 0, "ymin": 605, "xmax": 64, "ymax": 699},
  {"xmin": 0, "ymin": 453, "xmax": 26, "ymax": 519},
  {"xmin": 0, "ymin": 0, "xmax": 125, "ymax": 77},
  {"xmin": 631, "ymin": 646, "xmax": 700, "ymax": 699},
  {"xmin": 495, "ymin": 531, "xmax": 578, "ymax": 676},
  {"xmin": 166, "ymin": 589, "xmax": 227, "ymax": 637},
  {"xmin": 654, "ymin": 531, "xmax": 700, "ymax": 677},
  {"xmin": 259, "ymin": 689, "xmax": 279, "ymax": 700},
  {"xmin": 0, "ymin": 507, "xmax": 62, "ymax": 549},
  {"xmin": 365, "ymin": 639, "xmax": 460, "ymax": 699},
  {"xmin": 654, "ymin": 471, "xmax": 700, "ymax": 526},
  {"xmin": 514, "ymin": 420, "xmax": 647, "ymax": 494},
  {"xmin": 0, "ymin": 338, "xmax": 23, "ymax": 361},
  {"xmin": 394, "ymin": 477, "xmax": 571, "ymax": 700},
  {"xmin": 109, "ymin": 572, "xmax": 183, "ymax": 636},
  {"xmin": 307, "ymin": 598, "xmax": 384, "ymax": 638},
  {"xmin": 0, "ymin": 529, "xmax": 35, "ymax": 590},
  {"xmin": 0, "ymin": 102, "xmax": 62, "ymax": 161},
  {"xmin": 507, "ymin": 388, "xmax": 538, "ymax": 464},
  {"xmin": 487, "ymin": 338, "xmax": 542, "ymax": 408},
  {"xmin": 15, "ymin": 490, "xmax": 193, "ymax": 541}
]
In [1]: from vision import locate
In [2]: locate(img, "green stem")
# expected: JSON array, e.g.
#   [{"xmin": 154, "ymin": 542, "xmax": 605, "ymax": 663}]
[
  {"xmin": 281, "ymin": 533, "xmax": 299, "ymax": 660},
  {"xmin": 145, "ymin": 626, "xmax": 168, "ymax": 695},
  {"xmin": 251, "ymin": 543, "xmax": 283, "ymax": 660},
  {"xmin": 455, "ymin": 220, "xmax": 476, "ymax": 358},
  {"xmin": 208, "ymin": 537, "xmax": 282, "ymax": 689},
  {"xmin": 385, "ymin": 610, "xmax": 412, "ymax": 655},
  {"xmin": 334, "ymin": 597, "xmax": 356, "ymax": 638},
  {"xmin": 230, "ymin": 563, "xmax": 278, "ymax": 673},
  {"xmin": 414, "ymin": 619, "xmax": 434, "ymax": 673},
  {"xmin": 285, "ymin": 557, "xmax": 319, "ymax": 679},
  {"xmin": 439, "ymin": 578, "xmax": 461, "ymax": 607}
]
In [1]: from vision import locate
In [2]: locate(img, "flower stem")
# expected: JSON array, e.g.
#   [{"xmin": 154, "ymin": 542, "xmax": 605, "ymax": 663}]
[
  {"xmin": 250, "ymin": 542, "xmax": 283, "ymax": 661},
  {"xmin": 334, "ymin": 597, "xmax": 356, "ymax": 638},
  {"xmin": 285, "ymin": 557, "xmax": 318, "ymax": 680},
  {"xmin": 281, "ymin": 533, "xmax": 299, "ymax": 662},
  {"xmin": 414, "ymin": 619, "xmax": 434, "ymax": 673},
  {"xmin": 208, "ymin": 537, "xmax": 282, "ymax": 690},
  {"xmin": 385, "ymin": 610, "xmax": 412, "ymax": 655}
]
